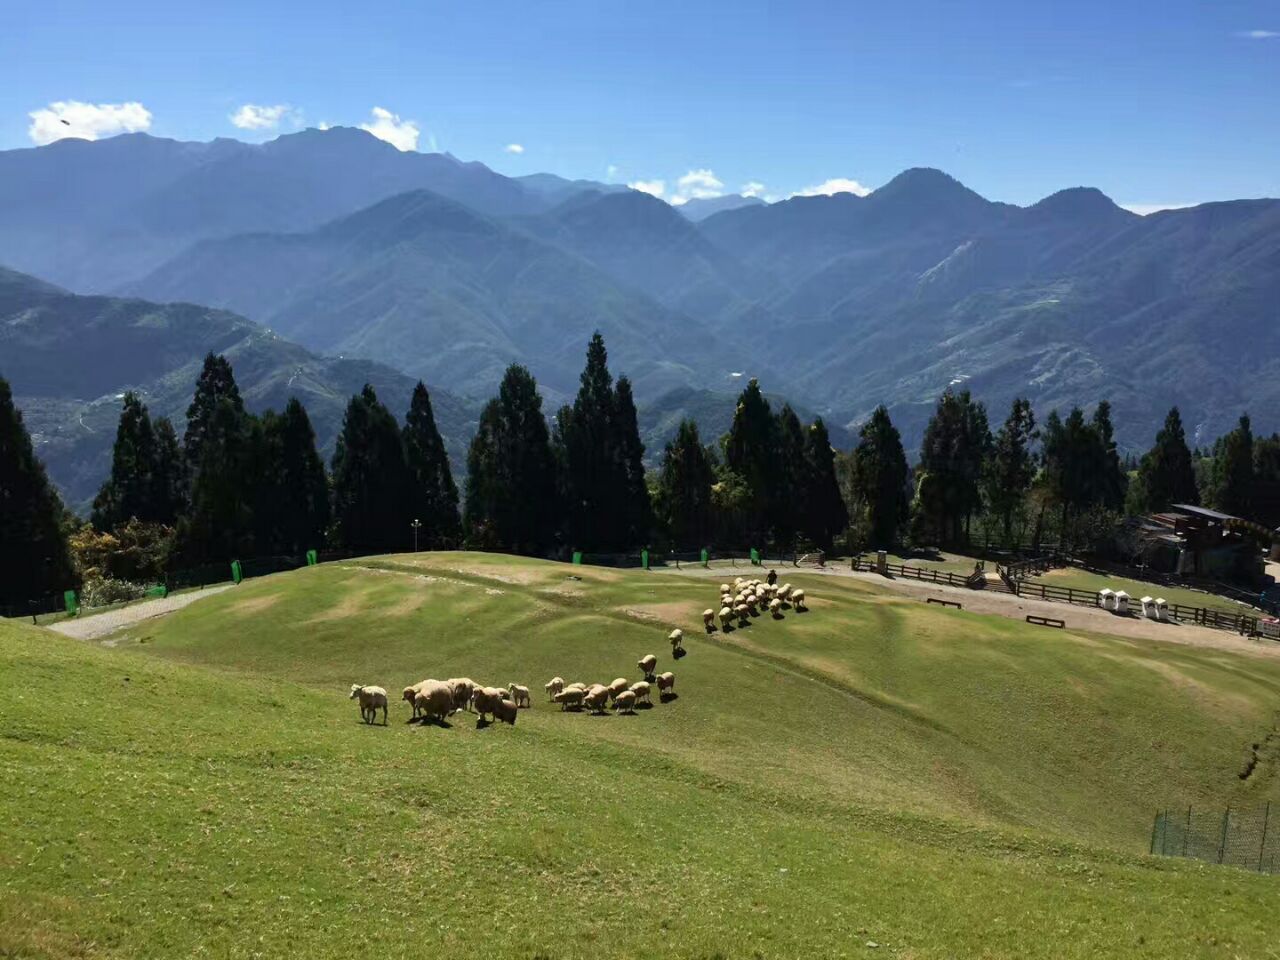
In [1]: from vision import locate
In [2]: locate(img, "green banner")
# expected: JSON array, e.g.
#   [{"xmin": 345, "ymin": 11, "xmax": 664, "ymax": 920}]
[
  {"xmin": 700, "ymin": 547, "xmax": 709, "ymax": 568},
  {"xmin": 145, "ymin": 585, "xmax": 168, "ymax": 599},
  {"xmin": 306, "ymin": 549, "xmax": 318, "ymax": 566},
  {"xmin": 750, "ymin": 547, "xmax": 760, "ymax": 566},
  {"xmin": 641, "ymin": 549, "xmax": 649, "ymax": 570},
  {"xmin": 572, "ymin": 551, "xmax": 583, "ymax": 565},
  {"xmin": 231, "ymin": 560, "xmax": 243, "ymax": 585},
  {"xmin": 63, "ymin": 590, "xmax": 78, "ymax": 615}
]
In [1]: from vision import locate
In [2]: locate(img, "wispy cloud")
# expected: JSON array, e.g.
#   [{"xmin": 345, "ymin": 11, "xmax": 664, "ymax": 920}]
[
  {"xmin": 792, "ymin": 177, "xmax": 872, "ymax": 198},
  {"xmin": 504, "ymin": 143, "xmax": 524, "ymax": 154},
  {"xmin": 1120, "ymin": 202, "xmax": 1198, "ymax": 215},
  {"xmin": 740, "ymin": 181, "xmax": 766, "ymax": 198},
  {"xmin": 673, "ymin": 168, "xmax": 724, "ymax": 204},
  {"xmin": 627, "ymin": 179, "xmax": 666, "ymax": 198},
  {"xmin": 28, "ymin": 100, "xmax": 152, "ymax": 145},
  {"xmin": 230, "ymin": 103, "xmax": 296, "ymax": 131},
  {"xmin": 360, "ymin": 106, "xmax": 419, "ymax": 151},
  {"xmin": 606, "ymin": 164, "xmax": 619, "ymax": 181},
  {"xmin": 1238, "ymin": 29, "xmax": 1278, "ymax": 38}
]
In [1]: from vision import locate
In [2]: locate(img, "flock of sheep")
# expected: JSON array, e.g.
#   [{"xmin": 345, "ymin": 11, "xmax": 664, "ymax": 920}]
[
  {"xmin": 347, "ymin": 572, "xmax": 812, "ymax": 729},
  {"xmin": 703, "ymin": 575, "xmax": 806, "ymax": 632}
]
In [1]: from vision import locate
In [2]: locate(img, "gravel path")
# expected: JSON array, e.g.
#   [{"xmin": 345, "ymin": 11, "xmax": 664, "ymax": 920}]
[
  {"xmin": 49, "ymin": 585, "xmax": 236, "ymax": 640},
  {"xmin": 671, "ymin": 564, "xmax": 1280, "ymax": 660}
]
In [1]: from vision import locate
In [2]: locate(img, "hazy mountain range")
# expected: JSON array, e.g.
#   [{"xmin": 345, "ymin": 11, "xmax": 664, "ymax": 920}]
[{"xmin": 2, "ymin": 126, "xmax": 1277, "ymax": 505}]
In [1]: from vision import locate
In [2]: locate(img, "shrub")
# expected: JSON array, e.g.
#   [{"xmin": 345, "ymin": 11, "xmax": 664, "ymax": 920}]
[{"xmin": 80, "ymin": 577, "xmax": 148, "ymax": 608}]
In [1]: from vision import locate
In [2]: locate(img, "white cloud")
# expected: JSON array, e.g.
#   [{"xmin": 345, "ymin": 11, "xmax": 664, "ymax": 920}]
[
  {"xmin": 1239, "ymin": 29, "xmax": 1278, "ymax": 38},
  {"xmin": 359, "ymin": 106, "xmax": 420, "ymax": 151},
  {"xmin": 628, "ymin": 179, "xmax": 666, "ymax": 198},
  {"xmin": 504, "ymin": 142, "xmax": 524, "ymax": 154},
  {"xmin": 28, "ymin": 100, "xmax": 152, "ymax": 145},
  {"xmin": 317, "ymin": 121, "xmax": 331, "ymax": 131},
  {"xmin": 1120, "ymin": 202, "xmax": 1198, "ymax": 215},
  {"xmin": 675, "ymin": 168, "xmax": 724, "ymax": 201},
  {"xmin": 792, "ymin": 177, "xmax": 872, "ymax": 198},
  {"xmin": 230, "ymin": 103, "xmax": 292, "ymax": 130},
  {"xmin": 606, "ymin": 164, "xmax": 619, "ymax": 180},
  {"xmin": 740, "ymin": 181, "xmax": 766, "ymax": 198}
]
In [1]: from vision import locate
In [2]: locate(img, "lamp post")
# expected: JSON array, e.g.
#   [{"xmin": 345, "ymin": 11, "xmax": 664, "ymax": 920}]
[{"xmin": 411, "ymin": 518, "xmax": 422, "ymax": 553}]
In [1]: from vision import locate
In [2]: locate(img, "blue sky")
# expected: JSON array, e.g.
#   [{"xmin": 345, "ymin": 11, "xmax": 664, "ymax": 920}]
[{"xmin": 3, "ymin": 0, "xmax": 1277, "ymax": 210}]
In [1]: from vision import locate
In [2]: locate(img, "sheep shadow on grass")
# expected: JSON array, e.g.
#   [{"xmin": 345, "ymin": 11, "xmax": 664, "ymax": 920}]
[
  {"xmin": 660, "ymin": 692, "xmax": 679, "ymax": 704},
  {"xmin": 413, "ymin": 716, "xmax": 453, "ymax": 729},
  {"xmin": 635, "ymin": 701, "xmax": 655, "ymax": 711}
]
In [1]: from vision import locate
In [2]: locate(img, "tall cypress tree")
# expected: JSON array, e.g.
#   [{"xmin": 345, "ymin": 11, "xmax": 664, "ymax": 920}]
[
  {"xmin": 1208, "ymin": 414, "xmax": 1255, "ymax": 518},
  {"xmin": 403, "ymin": 382, "xmax": 460, "ymax": 549},
  {"xmin": 463, "ymin": 365, "xmax": 559, "ymax": 555},
  {"xmin": 612, "ymin": 376, "xmax": 652, "ymax": 548},
  {"xmin": 558, "ymin": 333, "xmax": 620, "ymax": 550},
  {"xmin": 184, "ymin": 353, "xmax": 244, "ymax": 474},
  {"xmin": 331, "ymin": 385, "xmax": 410, "ymax": 554},
  {"xmin": 724, "ymin": 378, "xmax": 778, "ymax": 545},
  {"xmin": 1130, "ymin": 406, "xmax": 1198, "ymax": 514},
  {"xmin": 914, "ymin": 390, "xmax": 990, "ymax": 546},
  {"xmin": 150, "ymin": 416, "xmax": 187, "ymax": 526},
  {"xmin": 177, "ymin": 395, "xmax": 255, "ymax": 563},
  {"xmin": 850, "ymin": 406, "xmax": 909, "ymax": 548},
  {"xmin": 982, "ymin": 398, "xmax": 1037, "ymax": 546},
  {"xmin": 657, "ymin": 419, "xmax": 715, "ymax": 549},
  {"xmin": 91, "ymin": 391, "xmax": 157, "ymax": 531},
  {"xmin": 0, "ymin": 375, "xmax": 75, "ymax": 606},
  {"xmin": 800, "ymin": 417, "xmax": 848, "ymax": 550},
  {"xmin": 275, "ymin": 399, "xmax": 330, "ymax": 554},
  {"xmin": 1088, "ymin": 401, "xmax": 1127, "ymax": 511},
  {"xmin": 774, "ymin": 404, "xmax": 808, "ymax": 546}
]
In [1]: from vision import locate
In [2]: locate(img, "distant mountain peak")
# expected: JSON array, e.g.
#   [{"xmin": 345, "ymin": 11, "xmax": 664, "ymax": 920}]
[
  {"xmin": 873, "ymin": 167, "xmax": 986, "ymax": 204},
  {"xmin": 677, "ymin": 194, "xmax": 767, "ymax": 222},
  {"xmin": 1024, "ymin": 186, "xmax": 1133, "ymax": 224}
]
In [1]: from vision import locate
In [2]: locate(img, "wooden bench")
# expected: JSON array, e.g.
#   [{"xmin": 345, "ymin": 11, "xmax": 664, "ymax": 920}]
[
  {"xmin": 926, "ymin": 597, "xmax": 962, "ymax": 610},
  {"xmin": 1026, "ymin": 615, "xmax": 1065, "ymax": 629}
]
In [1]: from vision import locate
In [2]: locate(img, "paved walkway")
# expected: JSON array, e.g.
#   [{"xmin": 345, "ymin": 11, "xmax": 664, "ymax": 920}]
[
  {"xmin": 671, "ymin": 564, "xmax": 1280, "ymax": 660},
  {"xmin": 49, "ymin": 584, "xmax": 236, "ymax": 640}
]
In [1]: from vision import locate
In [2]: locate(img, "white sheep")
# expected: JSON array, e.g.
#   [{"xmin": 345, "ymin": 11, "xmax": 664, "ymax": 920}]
[
  {"xmin": 735, "ymin": 604, "xmax": 750, "ymax": 626},
  {"xmin": 718, "ymin": 606, "xmax": 733, "ymax": 630},
  {"xmin": 446, "ymin": 677, "xmax": 477, "ymax": 713},
  {"xmin": 668, "ymin": 629, "xmax": 684, "ymax": 652},
  {"xmin": 656, "ymin": 672, "xmax": 676, "ymax": 698},
  {"xmin": 583, "ymin": 686, "xmax": 610, "ymax": 714},
  {"xmin": 553, "ymin": 688, "xmax": 586, "ymax": 711},
  {"xmin": 778, "ymin": 583, "xmax": 793, "ymax": 601},
  {"xmin": 719, "ymin": 583, "xmax": 731, "ymax": 594},
  {"xmin": 545, "ymin": 676, "xmax": 565, "ymax": 701},
  {"xmin": 403, "ymin": 681, "xmax": 428, "ymax": 717},
  {"xmin": 508, "ymin": 683, "xmax": 531, "ymax": 709},
  {"xmin": 413, "ymin": 680, "xmax": 455, "ymax": 724},
  {"xmin": 472, "ymin": 686, "xmax": 507, "ymax": 723},
  {"xmin": 629, "ymin": 680, "xmax": 652, "ymax": 705},
  {"xmin": 491, "ymin": 696, "xmax": 518, "ymax": 726},
  {"xmin": 608, "ymin": 677, "xmax": 630, "ymax": 702},
  {"xmin": 613, "ymin": 690, "xmax": 638, "ymax": 714},
  {"xmin": 703, "ymin": 608, "xmax": 716, "ymax": 629},
  {"xmin": 769, "ymin": 597, "xmax": 783, "ymax": 617},
  {"xmin": 791, "ymin": 588, "xmax": 806, "ymax": 611},
  {"xmin": 637, "ymin": 654, "xmax": 658, "ymax": 680},
  {"xmin": 565, "ymin": 681, "xmax": 588, "ymax": 694},
  {"xmin": 349, "ymin": 684, "xmax": 388, "ymax": 725}
]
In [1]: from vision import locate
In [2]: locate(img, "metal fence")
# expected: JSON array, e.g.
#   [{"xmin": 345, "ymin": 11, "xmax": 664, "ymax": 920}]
[{"xmin": 1150, "ymin": 805, "xmax": 1279, "ymax": 874}]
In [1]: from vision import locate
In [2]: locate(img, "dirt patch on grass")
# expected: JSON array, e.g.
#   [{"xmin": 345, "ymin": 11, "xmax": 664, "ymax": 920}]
[
  {"xmin": 307, "ymin": 588, "xmax": 376, "ymax": 624},
  {"xmin": 623, "ymin": 600, "xmax": 701, "ymax": 626},
  {"xmin": 385, "ymin": 591, "xmax": 427, "ymax": 617},
  {"xmin": 227, "ymin": 594, "xmax": 280, "ymax": 616},
  {"xmin": 1123, "ymin": 656, "xmax": 1257, "ymax": 715}
]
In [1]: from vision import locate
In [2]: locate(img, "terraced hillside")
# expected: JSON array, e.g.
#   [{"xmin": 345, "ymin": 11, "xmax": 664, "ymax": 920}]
[{"xmin": 2, "ymin": 553, "xmax": 1277, "ymax": 958}]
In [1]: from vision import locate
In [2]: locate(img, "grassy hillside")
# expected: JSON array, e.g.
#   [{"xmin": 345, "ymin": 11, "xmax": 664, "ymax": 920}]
[{"xmin": 2, "ymin": 554, "xmax": 1278, "ymax": 958}]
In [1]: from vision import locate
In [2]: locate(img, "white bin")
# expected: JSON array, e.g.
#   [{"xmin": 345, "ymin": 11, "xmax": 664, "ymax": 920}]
[
  {"xmin": 1099, "ymin": 588, "xmax": 1115, "ymax": 611},
  {"xmin": 1154, "ymin": 598, "xmax": 1169, "ymax": 622},
  {"xmin": 1141, "ymin": 596, "xmax": 1156, "ymax": 619},
  {"xmin": 1113, "ymin": 590, "xmax": 1130, "ymax": 615}
]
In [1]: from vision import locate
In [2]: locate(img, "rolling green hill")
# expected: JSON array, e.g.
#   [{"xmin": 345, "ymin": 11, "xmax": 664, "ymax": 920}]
[{"xmin": 3, "ymin": 554, "xmax": 1276, "ymax": 957}]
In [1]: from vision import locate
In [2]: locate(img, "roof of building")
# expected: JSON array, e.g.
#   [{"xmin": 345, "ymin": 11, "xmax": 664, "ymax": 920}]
[{"xmin": 1171, "ymin": 504, "xmax": 1240, "ymax": 523}]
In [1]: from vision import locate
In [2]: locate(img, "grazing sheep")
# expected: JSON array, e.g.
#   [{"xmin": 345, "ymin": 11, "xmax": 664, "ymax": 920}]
[
  {"xmin": 735, "ymin": 604, "xmax": 750, "ymax": 626},
  {"xmin": 583, "ymin": 686, "xmax": 610, "ymax": 714},
  {"xmin": 491, "ymin": 696, "xmax": 518, "ymax": 726},
  {"xmin": 629, "ymin": 680, "xmax": 652, "ymax": 705},
  {"xmin": 553, "ymin": 688, "xmax": 586, "ymax": 711},
  {"xmin": 565, "ymin": 682, "xmax": 588, "ymax": 695},
  {"xmin": 778, "ymin": 584, "xmax": 793, "ymax": 601},
  {"xmin": 791, "ymin": 588, "xmax": 806, "ymax": 611},
  {"xmin": 545, "ymin": 676, "xmax": 565, "ymax": 701},
  {"xmin": 703, "ymin": 608, "xmax": 716, "ymax": 630},
  {"xmin": 719, "ymin": 583, "xmax": 731, "ymax": 594},
  {"xmin": 403, "ymin": 682, "xmax": 428, "ymax": 717},
  {"xmin": 446, "ymin": 678, "xmax": 477, "ymax": 713},
  {"xmin": 656, "ymin": 672, "xmax": 676, "ymax": 697},
  {"xmin": 413, "ymin": 680, "xmax": 455, "ymax": 724},
  {"xmin": 472, "ymin": 686, "xmax": 507, "ymax": 723},
  {"xmin": 613, "ymin": 690, "xmax": 637, "ymax": 714},
  {"xmin": 637, "ymin": 654, "xmax": 658, "ymax": 680},
  {"xmin": 508, "ymin": 683, "xmax": 532, "ymax": 708},
  {"xmin": 608, "ymin": 678, "xmax": 630, "ymax": 702},
  {"xmin": 668, "ymin": 629, "xmax": 684, "ymax": 652},
  {"xmin": 719, "ymin": 606, "xmax": 733, "ymax": 630},
  {"xmin": 769, "ymin": 597, "xmax": 783, "ymax": 617},
  {"xmin": 349, "ymin": 684, "xmax": 388, "ymax": 725}
]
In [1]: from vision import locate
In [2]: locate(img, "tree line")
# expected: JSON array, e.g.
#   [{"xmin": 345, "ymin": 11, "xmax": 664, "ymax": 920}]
[{"xmin": 2, "ymin": 336, "xmax": 1278, "ymax": 608}]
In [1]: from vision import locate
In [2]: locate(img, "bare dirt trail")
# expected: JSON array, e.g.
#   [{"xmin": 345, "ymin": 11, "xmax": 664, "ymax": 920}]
[
  {"xmin": 49, "ymin": 584, "xmax": 236, "ymax": 641},
  {"xmin": 671, "ymin": 563, "xmax": 1280, "ymax": 660}
]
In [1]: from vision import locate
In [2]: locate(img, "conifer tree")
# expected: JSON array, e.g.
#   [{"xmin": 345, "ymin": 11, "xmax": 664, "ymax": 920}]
[
  {"xmin": 724, "ymin": 378, "xmax": 778, "ymax": 544},
  {"xmin": 91, "ymin": 392, "xmax": 157, "ymax": 531},
  {"xmin": 275, "ymin": 399, "xmax": 330, "ymax": 553},
  {"xmin": 612, "ymin": 376, "xmax": 652, "ymax": 548},
  {"xmin": 184, "ymin": 353, "xmax": 244, "ymax": 474},
  {"xmin": 1129, "ymin": 406, "xmax": 1198, "ymax": 514},
  {"xmin": 982, "ymin": 398, "xmax": 1037, "ymax": 547},
  {"xmin": 800, "ymin": 417, "xmax": 848, "ymax": 550},
  {"xmin": 773, "ymin": 404, "xmax": 808, "ymax": 546},
  {"xmin": 0, "ymin": 375, "xmax": 75, "ymax": 606},
  {"xmin": 403, "ymin": 382, "xmax": 460, "ymax": 549},
  {"xmin": 463, "ymin": 365, "xmax": 559, "ymax": 555},
  {"xmin": 849, "ymin": 406, "xmax": 909, "ymax": 548},
  {"xmin": 331, "ymin": 385, "xmax": 410, "ymax": 553},
  {"xmin": 913, "ymin": 390, "xmax": 990, "ymax": 545},
  {"xmin": 1088, "ymin": 401, "xmax": 1127, "ymax": 511},
  {"xmin": 150, "ymin": 416, "xmax": 187, "ymax": 525},
  {"xmin": 176, "ymin": 395, "xmax": 254, "ymax": 562},
  {"xmin": 656, "ymin": 419, "xmax": 715, "ymax": 548},
  {"xmin": 1208, "ymin": 414, "xmax": 1255, "ymax": 517}
]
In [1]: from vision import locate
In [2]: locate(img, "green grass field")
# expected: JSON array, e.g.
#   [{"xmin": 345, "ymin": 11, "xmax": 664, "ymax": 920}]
[
  {"xmin": 1031, "ymin": 567, "xmax": 1259, "ymax": 615},
  {"xmin": 3, "ymin": 552, "xmax": 1278, "ymax": 958}
]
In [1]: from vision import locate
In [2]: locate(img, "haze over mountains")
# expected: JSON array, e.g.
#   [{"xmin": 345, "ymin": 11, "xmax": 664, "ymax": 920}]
[{"xmin": 2, "ymin": 125, "xmax": 1277, "ymax": 506}]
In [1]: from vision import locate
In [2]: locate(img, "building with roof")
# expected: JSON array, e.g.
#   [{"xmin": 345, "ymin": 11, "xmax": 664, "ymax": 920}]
[{"xmin": 1121, "ymin": 504, "xmax": 1271, "ymax": 582}]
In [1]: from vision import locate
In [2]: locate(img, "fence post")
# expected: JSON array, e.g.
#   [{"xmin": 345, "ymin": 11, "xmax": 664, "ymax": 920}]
[
  {"xmin": 1217, "ymin": 806, "xmax": 1231, "ymax": 864},
  {"xmin": 1149, "ymin": 810, "xmax": 1160, "ymax": 854},
  {"xmin": 1259, "ymin": 801, "xmax": 1271, "ymax": 873}
]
